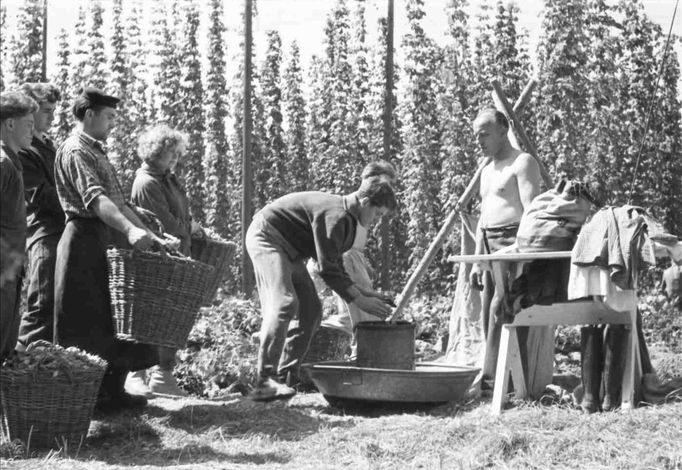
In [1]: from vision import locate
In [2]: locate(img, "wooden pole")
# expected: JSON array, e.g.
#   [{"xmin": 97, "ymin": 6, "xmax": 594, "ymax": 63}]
[
  {"xmin": 388, "ymin": 78, "xmax": 541, "ymax": 321},
  {"xmin": 513, "ymin": 78, "xmax": 536, "ymax": 114},
  {"xmin": 41, "ymin": 0, "xmax": 47, "ymax": 81},
  {"xmin": 388, "ymin": 160, "xmax": 489, "ymax": 322},
  {"xmin": 491, "ymin": 80, "xmax": 553, "ymax": 188},
  {"xmin": 380, "ymin": 0, "xmax": 394, "ymax": 291},
  {"xmin": 241, "ymin": 0, "xmax": 254, "ymax": 295}
]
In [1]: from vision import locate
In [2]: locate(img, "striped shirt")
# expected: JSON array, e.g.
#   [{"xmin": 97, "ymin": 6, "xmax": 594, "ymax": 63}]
[{"xmin": 55, "ymin": 131, "xmax": 126, "ymax": 221}]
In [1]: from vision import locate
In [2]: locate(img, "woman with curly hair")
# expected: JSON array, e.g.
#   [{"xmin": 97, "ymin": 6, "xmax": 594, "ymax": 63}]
[{"xmin": 125, "ymin": 124, "xmax": 202, "ymax": 397}]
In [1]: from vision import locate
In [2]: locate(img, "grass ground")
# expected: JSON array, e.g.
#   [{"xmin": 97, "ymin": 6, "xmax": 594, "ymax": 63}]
[{"xmin": 2, "ymin": 345, "xmax": 681, "ymax": 470}]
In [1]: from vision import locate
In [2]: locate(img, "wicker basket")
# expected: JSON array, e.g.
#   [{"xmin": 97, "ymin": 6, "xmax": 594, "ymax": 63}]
[
  {"xmin": 190, "ymin": 236, "xmax": 237, "ymax": 305},
  {"xmin": 301, "ymin": 326, "xmax": 352, "ymax": 387},
  {"xmin": 0, "ymin": 342, "xmax": 106, "ymax": 449},
  {"xmin": 107, "ymin": 248, "xmax": 214, "ymax": 349}
]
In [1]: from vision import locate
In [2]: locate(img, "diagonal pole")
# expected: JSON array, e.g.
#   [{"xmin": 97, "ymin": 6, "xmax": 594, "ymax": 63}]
[
  {"xmin": 491, "ymin": 80, "xmax": 553, "ymax": 189},
  {"xmin": 389, "ymin": 78, "xmax": 539, "ymax": 321}
]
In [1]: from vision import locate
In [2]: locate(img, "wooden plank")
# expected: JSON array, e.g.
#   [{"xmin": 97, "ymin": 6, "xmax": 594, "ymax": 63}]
[
  {"xmin": 447, "ymin": 251, "xmax": 572, "ymax": 263},
  {"xmin": 491, "ymin": 326, "xmax": 513, "ymax": 414},
  {"xmin": 511, "ymin": 302, "xmax": 631, "ymax": 327}
]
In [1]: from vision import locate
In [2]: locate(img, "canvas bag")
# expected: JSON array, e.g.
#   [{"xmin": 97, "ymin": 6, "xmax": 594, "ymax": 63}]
[{"xmin": 516, "ymin": 180, "xmax": 594, "ymax": 252}]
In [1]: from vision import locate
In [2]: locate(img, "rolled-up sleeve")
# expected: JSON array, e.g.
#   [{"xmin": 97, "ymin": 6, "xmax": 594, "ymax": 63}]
[{"xmin": 63, "ymin": 150, "xmax": 106, "ymax": 209}]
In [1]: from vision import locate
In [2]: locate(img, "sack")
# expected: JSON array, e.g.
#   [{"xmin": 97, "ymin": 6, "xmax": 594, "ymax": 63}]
[{"xmin": 517, "ymin": 180, "xmax": 593, "ymax": 252}]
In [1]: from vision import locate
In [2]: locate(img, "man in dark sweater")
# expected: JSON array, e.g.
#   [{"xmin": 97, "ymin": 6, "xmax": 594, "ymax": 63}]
[
  {"xmin": 16, "ymin": 82, "xmax": 65, "ymax": 347},
  {"xmin": 1, "ymin": 91, "xmax": 37, "ymax": 360},
  {"xmin": 246, "ymin": 172, "xmax": 397, "ymax": 401}
]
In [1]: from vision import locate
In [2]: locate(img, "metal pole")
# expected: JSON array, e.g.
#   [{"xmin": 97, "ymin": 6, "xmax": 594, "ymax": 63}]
[
  {"xmin": 380, "ymin": 0, "xmax": 394, "ymax": 291},
  {"xmin": 241, "ymin": 0, "xmax": 254, "ymax": 295}
]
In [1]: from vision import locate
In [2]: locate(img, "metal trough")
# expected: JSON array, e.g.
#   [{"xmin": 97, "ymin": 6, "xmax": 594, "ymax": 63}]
[{"xmin": 302, "ymin": 361, "xmax": 479, "ymax": 406}]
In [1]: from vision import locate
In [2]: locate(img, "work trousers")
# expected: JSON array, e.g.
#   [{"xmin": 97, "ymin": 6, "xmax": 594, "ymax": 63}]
[
  {"xmin": 18, "ymin": 234, "xmax": 60, "ymax": 346},
  {"xmin": 246, "ymin": 215, "xmax": 322, "ymax": 381},
  {"xmin": 480, "ymin": 225, "xmax": 528, "ymax": 381},
  {"xmin": 0, "ymin": 275, "xmax": 22, "ymax": 360}
]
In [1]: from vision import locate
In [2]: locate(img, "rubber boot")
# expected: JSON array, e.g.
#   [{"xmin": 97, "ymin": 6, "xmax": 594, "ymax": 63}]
[
  {"xmin": 580, "ymin": 326, "xmax": 603, "ymax": 413},
  {"xmin": 602, "ymin": 325, "xmax": 627, "ymax": 411}
]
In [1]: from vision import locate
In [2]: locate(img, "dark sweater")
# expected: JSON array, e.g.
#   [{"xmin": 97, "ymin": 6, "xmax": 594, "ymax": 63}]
[
  {"xmin": 260, "ymin": 191, "xmax": 360, "ymax": 301},
  {"xmin": 18, "ymin": 135, "xmax": 65, "ymax": 249},
  {"xmin": 0, "ymin": 144, "xmax": 27, "ymax": 276},
  {"xmin": 130, "ymin": 164, "xmax": 192, "ymax": 255}
]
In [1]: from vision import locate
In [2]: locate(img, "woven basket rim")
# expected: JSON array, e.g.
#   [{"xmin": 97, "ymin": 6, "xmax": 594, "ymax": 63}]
[{"xmin": 107, "ymin": 246, "xmax": 215, "ymax": 269}]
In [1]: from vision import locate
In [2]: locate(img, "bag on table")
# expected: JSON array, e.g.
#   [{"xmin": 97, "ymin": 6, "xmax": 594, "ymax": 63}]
[{"xmin": 516, "ymin": 179, "xmax": 594, "ymax": 252}]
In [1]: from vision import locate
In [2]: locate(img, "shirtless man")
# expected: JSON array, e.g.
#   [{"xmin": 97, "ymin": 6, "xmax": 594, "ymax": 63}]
[{"xmin": 469, "ymin": 107, "xmax": 542, "ymax": 385}]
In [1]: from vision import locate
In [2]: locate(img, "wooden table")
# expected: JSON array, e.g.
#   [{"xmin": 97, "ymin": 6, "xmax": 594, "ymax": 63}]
[{"xmin": 448, "ymin": 250, "xmax": 641, "ymax": 414}]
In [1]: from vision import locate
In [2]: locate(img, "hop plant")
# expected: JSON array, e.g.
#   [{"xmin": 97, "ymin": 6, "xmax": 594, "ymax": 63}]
[{"xmin": 2, "ymin": 340, "xmax": 106, "ymax": 375}]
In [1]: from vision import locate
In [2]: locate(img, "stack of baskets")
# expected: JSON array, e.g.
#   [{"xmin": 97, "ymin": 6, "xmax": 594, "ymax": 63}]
[
  {"xmin": 190, "ymin": 235, "xmax": 237, "ymax": 306},
  {"xmin": 0, "ymin": 341, "xmax": 106, "ymax": 449},
  {"xmin": 107, "ymin": 248, "xmax": 214, "ymax": 349}
]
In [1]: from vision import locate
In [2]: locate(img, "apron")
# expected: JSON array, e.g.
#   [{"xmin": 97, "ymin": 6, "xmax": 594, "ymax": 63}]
[{"xmin": 54, "ymin": 218, "xmax": 158, "ymax": 371}]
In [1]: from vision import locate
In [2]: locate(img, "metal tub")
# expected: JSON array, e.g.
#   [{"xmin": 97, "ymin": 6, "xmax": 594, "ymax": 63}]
[{"xmin": 302, "ymin": 361, "xmax": 479, "ymax": 405}]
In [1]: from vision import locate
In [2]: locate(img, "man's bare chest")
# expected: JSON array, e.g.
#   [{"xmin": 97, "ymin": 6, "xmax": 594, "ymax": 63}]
[{"xmin": 481, "ymin": 166, "xmax": 518, "ymax": 199}]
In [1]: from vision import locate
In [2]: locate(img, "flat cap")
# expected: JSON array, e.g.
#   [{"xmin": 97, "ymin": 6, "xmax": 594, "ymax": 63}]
[
  {"xmin": 77, "ymin": 86, "xmax": 120, "ymax": 108},
  {"xmin": 72, "ymin": 87, "xmax": 121, "ymax": 120}
]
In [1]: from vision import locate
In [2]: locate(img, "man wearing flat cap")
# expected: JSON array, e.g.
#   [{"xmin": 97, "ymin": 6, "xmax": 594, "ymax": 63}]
[
  {"xmin": 54, "ymin": 87, "xmax": 161, "ymax": 412},
  {"xmin": 1, "ymin": 91, "xmax": 38, "ymax": 360},
  {"xmin": 15, "ymin": 83, "xmax": 65, "ymax": 349}
]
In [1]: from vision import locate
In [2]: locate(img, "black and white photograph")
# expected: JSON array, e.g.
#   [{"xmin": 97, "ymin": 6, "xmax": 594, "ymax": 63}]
[{"xmin": 0, "ymin": 0, "xmax": 681, "ymax": 468}]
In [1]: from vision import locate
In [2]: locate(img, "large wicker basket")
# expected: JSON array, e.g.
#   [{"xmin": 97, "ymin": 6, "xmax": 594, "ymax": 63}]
[
  {"xmin": 0, "ymin": 342, "xmax": 106, "ymax": 449},
  {"xmin": 107, "ymin": 248, "xmax": 214, "ymax": 349},
  {"xmin": 190, "ymin": 236, "xmax": 237, "ymax": 305}
]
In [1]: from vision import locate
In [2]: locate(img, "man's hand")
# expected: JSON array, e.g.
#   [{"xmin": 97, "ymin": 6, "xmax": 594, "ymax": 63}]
[
  {"xmin": 353, "ymin": 294, "xmax": 393, "ymax": 319},
  {"xmin": 127, "ymin": 227, "xmax": 156, "ymax": 251},
  {"xmin": 470, "ymin": 265, "xmax": 484, "ymax": 291}
]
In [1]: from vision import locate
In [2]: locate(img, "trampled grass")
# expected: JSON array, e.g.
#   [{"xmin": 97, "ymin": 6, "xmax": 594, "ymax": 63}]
[{"xmin": 2, "ymin": 366, "xmax": 681, "ymax": 469}]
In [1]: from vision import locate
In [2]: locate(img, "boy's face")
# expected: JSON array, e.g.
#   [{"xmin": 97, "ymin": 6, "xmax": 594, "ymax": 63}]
[
  {"xmin": 33, "ymin": 101, "xmax": 56, "ymax": 134},
  {"xmin": 12, "ymin": 113, "xmax": 35, "ymax": 149}
]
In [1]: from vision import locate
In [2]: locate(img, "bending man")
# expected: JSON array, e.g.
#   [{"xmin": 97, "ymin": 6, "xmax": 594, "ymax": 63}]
[{"xmin": 247, "ymin": 170, "xmax": 397, "ymax": 401}]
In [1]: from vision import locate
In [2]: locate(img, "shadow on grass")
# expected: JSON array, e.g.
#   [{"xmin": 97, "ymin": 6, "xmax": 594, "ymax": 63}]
[
  {"xmin": 302, "ymin": 395, "xmax": 481, "ymax": 418},
  {"xmin": 144, "ymin": 397, "xmax": 353, "ymax": 440},
  {"xmin": 82, "ymin": 408, "xmax": 292, "ymax": 467}
]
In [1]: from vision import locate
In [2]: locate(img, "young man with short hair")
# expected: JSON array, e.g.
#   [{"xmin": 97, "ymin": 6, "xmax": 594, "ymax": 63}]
[
  {"xmin": 247, "ymin": 171, "xmax": 397, "ymax": 401},
  {"xmin": 0, "ymin": 91, "xmax": 38, "ymax": 359},
  {"xmin": 15, "ymin": 82, "xmax": 65, "ymax": 348}
]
